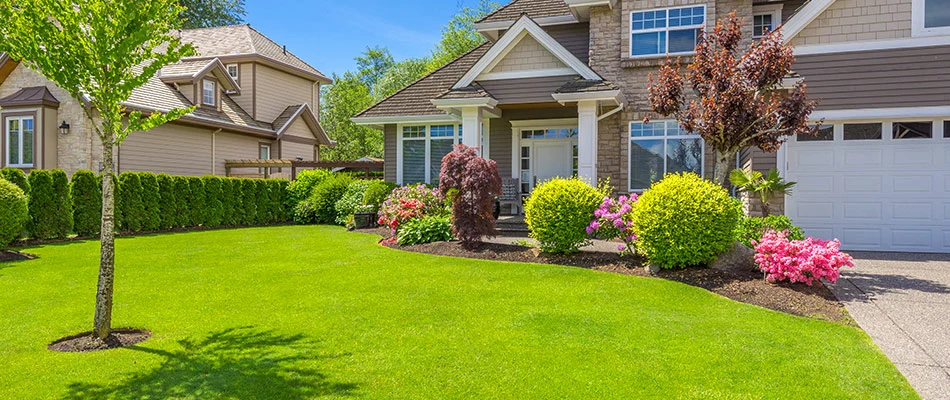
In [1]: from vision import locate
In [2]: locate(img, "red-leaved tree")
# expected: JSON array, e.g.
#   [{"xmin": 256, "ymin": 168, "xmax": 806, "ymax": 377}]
[
  {"xmin": 439, "ymin": 144, "xmax": 502, "ymax": 246},
  {"xmin": 648, "ymin": 11, "xmax": 820, "ymax": 185}
]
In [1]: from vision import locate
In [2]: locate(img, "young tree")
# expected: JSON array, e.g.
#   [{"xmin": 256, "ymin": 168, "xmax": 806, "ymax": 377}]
[
  {"xmin": 439, "ymin": 144, "xmax": 502, "ymax": 246},
  {"xmin": 179, "ymin": 0, "xmax": 246, "ymax": 28},
  {"xmin": 426, "ymin": 0, "xmax": 498, "ymax": 70},
  {"xmin": 647, "ymin": 12, "xmax": 820, "ymax": 185},
  {"xmin": 355, "ymin": 46, "xmax": 395, "ymax": 93},
  {"xmin": 320, "ymin": 72, "xmax": 380, "ymax": 161},
  {"xmin": 730, "ymin": 168, "xmax": 796, "ymax": 217},
  {"xmin": 0, "ymin": 0, "xmax": 195, "ymax": 340}
]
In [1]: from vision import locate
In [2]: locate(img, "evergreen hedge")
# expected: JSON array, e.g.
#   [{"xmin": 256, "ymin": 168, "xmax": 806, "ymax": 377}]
[
  {"xmin": 1, "ymin": 167, "xmax": 30, "ymax": 196},
  {"xmin": 0, "ymin": 178, "xmax": 29, "ymax": 246},
  {"xmin": 202, "ymin": 176, "xmax": 224, "ymax": 228},
  {"xmin": 139, "ymin": 172, "xmax": 162, "ymax": 231},
  {"xmin": 27, "ymin": 169, "xmax": 73, "ymax": 239},
  {"xmin": 70, "ymin": 170, "xmax": 101, "ymax": 237},
  {"xmin": 156, "ymin": 173, "xmax": 177, "ymax": 230},
  {"xmin": 173, "ymin": 176, "xmax": 191, "ymax": 228},
  {"xmin": 116, "ymin": 172, "xmax": 145, "ymax": 232}
]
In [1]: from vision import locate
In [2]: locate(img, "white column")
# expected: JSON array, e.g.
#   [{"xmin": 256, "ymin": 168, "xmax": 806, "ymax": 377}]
[
  {"xmin": 461, "ymin": 107, "xmax": 483, "ymax": 156},
  {"xmin": 577, "ymin": 100, "xmax": 598, "ymax": 185}
]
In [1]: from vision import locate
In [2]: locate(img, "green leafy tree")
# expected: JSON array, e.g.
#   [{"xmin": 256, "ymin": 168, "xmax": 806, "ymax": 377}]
[
  {"xmin": 356, "ymin": 46, "xmax": 395, "ymax": 93},
  {"xmin": 426, "ymin": 0, "xmax": 497, "ymax": 70},
  {"xmin": 320, "ymin": 73, "xmax": 380, "ymax": 161},
  {"xmin": 179, "ymin": 0, "xmax": 246, "ymax": 29},
  {"xmin": 374, "ymin": 57, "xmax": 430, "ymax": 100},
  {"xmin": 730, "ymin": 168, "xmax": 797, "ymax": 217},
  {"xmin": 0, "ymin": 0, "xmax": 195, "ymax": 340}
]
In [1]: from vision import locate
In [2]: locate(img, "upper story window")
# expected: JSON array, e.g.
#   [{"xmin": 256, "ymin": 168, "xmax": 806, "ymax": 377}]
[
  {"xmin": 202, "ymin": 79, "xmax": 215, "ymax": 106},
  {"xmin": 5, "ymin": 116, "xmax": 35, "ymax": 168},
  {"xmin": 630, "ymin": 5, "xmax": 705, "ymax": 57},
  {"xmin": 913, "ymin": 0, "xmax": 950, "ymax": 36},
  {"xmin": 752, "ymin": 5, "xmax": 782, "ymax": 39},
  {"xmin": 226, "ymin": 64, "xmax": 239, "ymax": 81}
]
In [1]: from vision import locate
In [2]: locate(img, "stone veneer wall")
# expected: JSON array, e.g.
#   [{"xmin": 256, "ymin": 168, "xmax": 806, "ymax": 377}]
[{"xmin": 0, "ymin": 64, "xmax": 101, "ymax": 176}]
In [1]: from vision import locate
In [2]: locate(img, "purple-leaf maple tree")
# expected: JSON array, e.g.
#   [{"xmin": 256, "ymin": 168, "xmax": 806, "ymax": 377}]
[
  {"xmin": 648, "ymin": 11, "xmax": 820, "ymax": 185},
  {"xmin": 439, "ymin": 144, "xmax": 502, "ymax": 246}
]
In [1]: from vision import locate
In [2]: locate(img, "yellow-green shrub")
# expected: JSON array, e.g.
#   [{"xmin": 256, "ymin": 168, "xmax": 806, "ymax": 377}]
[
  {"xmin": 631, "ymin": 172, "xmax": 740, "ymax": 269},
  {"xmin": 524, "ymin": 178, "xmax": 606, "ymax": 253},
  {"xmin": 0, "ymin": 178, "xmax": 28, "ymax": 246}
]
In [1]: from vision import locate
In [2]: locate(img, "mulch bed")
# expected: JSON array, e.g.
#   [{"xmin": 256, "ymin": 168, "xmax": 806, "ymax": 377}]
[
  {"xmin": 0, "ymin": 250, "xmax": 35, "ymax": 263},
  {"xmin": 365, "ymin": 228, "xmax": 852, "ymax": 325},
  {"xmin": 48, "ymin": 329, "xmax": 151, "ymax": 353}
]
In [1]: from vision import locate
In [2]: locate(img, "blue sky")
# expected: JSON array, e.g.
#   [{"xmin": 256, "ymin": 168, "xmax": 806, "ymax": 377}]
[{"xmin": 245, "ymin": 0, "xmax": 480, "ymax": 78}]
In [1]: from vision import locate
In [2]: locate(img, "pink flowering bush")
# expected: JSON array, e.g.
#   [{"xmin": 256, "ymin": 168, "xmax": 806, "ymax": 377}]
[
  {"xmin": 587, "ymin": 194, "xmax": 638, "ymax": 256},
  {"xmin": 754, "ymin": 230, "xmax": 855, "ymax": 285},
  {"xmin": 377, "ymin": 185, "xmax": 446, "ymax": 235}
]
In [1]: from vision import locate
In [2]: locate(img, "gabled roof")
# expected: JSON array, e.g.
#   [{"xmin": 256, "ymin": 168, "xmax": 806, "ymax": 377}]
[
  {"xmin": 781, "ymin": 0, "xmax": 837, "ymax": 42},
  {"xmin": 179, "ymin": 24, "xmax": 331, "ymax": 83},
  {"xmin": 159, "ymin": 58, "xmax": 240, "ymax": 92},
  {"xmin": 272, "ymin": 103, "xmax": 332, "ymax": 146},
  {"xmin": 0, "ymin": 86, "xmax": 59, "ymax": 107},
  {"xmin": 477, "ymin": 0, "xmax": 573, "ymax": 24}
]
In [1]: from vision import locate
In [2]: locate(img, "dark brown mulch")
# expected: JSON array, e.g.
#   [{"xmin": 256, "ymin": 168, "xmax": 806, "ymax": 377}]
[
  {"xmin": 0, "ymin": 250, "xmax": 35, "ymax": 263},
  {"xmin": 48, "ymin": 329, "xmax": 151, "ymax": 353},
  {"xmin": 365, "ymin": 230, "xmax": 852, "ymax": 325}
]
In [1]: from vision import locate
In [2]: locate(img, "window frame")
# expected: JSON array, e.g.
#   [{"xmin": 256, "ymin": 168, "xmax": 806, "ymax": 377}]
[
  {"xmin": 226, "ymin": 64, "xmax": 239, "ymax": 81},
  {"xmin": 629, "ymin": 5, "xmax": 707, "ymax": 58},
  {"xmin": 912, "ymin": 0, "xmax": 950, "ymax": 37},
  {"xmin": 201, "ymin": 79, "xmax": 216, "ymax": 106},
  {"xmin": 628, "ymin": 120, "xmax": 705, "ymax": 192},
  {"xmin": 752, "ymin": 4, "xmax": 783, "ymax": 39},
  {"xmin": 4, "ymin": 115, "xmax": 35, "ymax": 168},
  {"xmin": 396, "ymin": 123, "xmax": 463, "ymax": 185}
]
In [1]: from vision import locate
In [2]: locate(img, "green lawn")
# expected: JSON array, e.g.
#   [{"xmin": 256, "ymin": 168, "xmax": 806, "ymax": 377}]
[{"xmin": 0, "ymin": 226, "xmax": 916, "ymax": 399}]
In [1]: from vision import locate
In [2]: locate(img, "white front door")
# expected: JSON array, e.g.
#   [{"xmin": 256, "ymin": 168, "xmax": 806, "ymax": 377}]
[{"xmin": 532, "ymin": 141, "xmax": 573, "ymax": 189}]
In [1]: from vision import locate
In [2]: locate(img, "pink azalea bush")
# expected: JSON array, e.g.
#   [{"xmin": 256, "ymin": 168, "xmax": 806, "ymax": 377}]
[
  {"xmin": 377, "ymin": 185, "xmax": 445, "ymax": 235},
  {"xmin": 587, "ymin": 194, "xmax": 638, "ymax": 256},
  {"xmin": 753, "ymin": 230, "xmax": 855, "ymax": 285}
]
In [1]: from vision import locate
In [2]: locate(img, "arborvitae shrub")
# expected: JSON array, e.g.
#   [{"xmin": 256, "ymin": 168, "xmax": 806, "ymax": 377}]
[
  {"xmin": 28, "ymin": 169, "xmax": 73, "ymax": 239},
  {"xmin": 186, "ymin": 177, "xmax": 205, "ymax": 226},
  {"xmin": 0, "ymin": 178, "xmax": 29, "ymax": 246},
  {"xmin": 173, "ymin": 176, "xmax": 192, "ymax": 228},
  {"xmin": 116, "ymin": 172, "xmax": 145, "ymax": 232},
  {"xmin": 1, "ymin": 167, "xmax": 30, "ymax": 196},
  {"xmin": 138, "ymin": 172, "xmax": 161, "ymax": 231},
  {"xmin": 230, "ymin": 178, "xmax": 246, "ymax": 225},
  {"xmin": 266, "ymin": 180, "xmax": 284, "ymax": 223},
  {"xmin": 201, "ymin": 176, "xmax": 225, "ymax": 228},
  {"xmin": 220, "ymin": 178, "xmax": 236, "ymax": 225},
  {"xmin": 70, "ymin": 170, "xmax": 102, "ymax": 237},
  {"xmin": 240, "ymin": 179, "xmax": 258, "ymax": 225},
  {"xmin": 156, "ymin": 173, "xmax": 177, "ymax": 230}
]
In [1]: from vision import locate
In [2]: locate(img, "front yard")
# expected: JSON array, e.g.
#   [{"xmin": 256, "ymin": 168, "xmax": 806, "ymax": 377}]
[{"xmin": 0, "ymin": 226, "xmax": 917, "ymax": 399}]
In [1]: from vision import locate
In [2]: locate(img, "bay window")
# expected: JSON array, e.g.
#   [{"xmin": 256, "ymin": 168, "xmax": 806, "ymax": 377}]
[
  {"xmin": 5, "ymin": 116, "xmax": 34, "ymax": 168},
  {"xmin": 629, "ymin": 121, "xmax": 703, "ymax": 191},
  {"xmin": 631, "ymin": 5, "xmax": 705, "ymax": 57},
  {"xmin": 399, "ymin": 124, "xmax": 462, "ymax": 185}
]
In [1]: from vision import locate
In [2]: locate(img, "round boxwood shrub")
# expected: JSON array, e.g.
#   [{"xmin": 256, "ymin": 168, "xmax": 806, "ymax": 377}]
[
  {"xmin": 362, "ymin": 181, "xmax": 397, "ymax": 211},
  {"xmin": 295, "ymin": 174, "xmax": 353, "ymax": 224},
  {"xmin": 524, "ymin": 178, "xmax": 606, "ymax": 253},
  {"xmin": 1, "ymin": 167, "xmax": 30, "ymax": 196},
  {"xmin": 70, "ymin": 170, "xmax": 102, "ymax": 237},
  {"xmin": 632, "ymin": 172, "xmax": 740, "ymax": 269},
  {"xmin": 0, "ymin": 178, "xmax": 29, "ymax": 246}
]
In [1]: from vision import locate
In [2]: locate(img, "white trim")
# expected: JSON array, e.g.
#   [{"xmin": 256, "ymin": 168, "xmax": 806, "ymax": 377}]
[
  {"xmin": 627, "ymin": 120, "xmax": 705, "ymax": 192},
  {"xmin": 552, "ymin": 90, "xmax": 624, "ymax": 106},
  {"xmin": 477, "ymin": 68, "xmax": 578, "ymax": 81},
  {"xmin": 201, "ymin": 79, "xmax": 216, "ymax": 106},
  {"xmin": 810, "ymin": 106, "xmax": 950, "ymax": 121},
  {"xmin": 752, "ymin": 4, "xmax": 783, "ymax": 39},
  {"xmin": 629, "ymin": 5, "xmax": 707, "ymax": 58},
  {"xmin": 510, "ymin": 118, "xmax": 579, "ymax": 128},
  {"xmin": 794, "ymin": 35, "xmax": 950, "ymax": 55},
  {"xmin": 780, "ymin": 0, "xmax": 836, "ymax": 43},
  {"xmin": 226, "ymin": 63, "xmax": 239, "ymax": 81},
  {"xmin": 430, "ymin": 98, "xmax": 499, "ymax": 109},
  {"xmin": 474, "ymin": 15, "xmax": 578, "ymax": 32},
  {"xmin": 395, "ymin": 123, "xmax": 464, "ymax": 185},
  {"xmin": 351, "ymin": 114, "xmax": 459, "ymax": 128},
  {"xmin": 455, "ymin": 15, "xmax": 600, "ymax": 89},
  {"xmin": 912, "ymin": 0, "xmax": 950, "ymax": 37},
  {"xmin": 564, "ymin": 0, "xmax": 616, "ymax": 22},
  {"xmin": 4, "ymin": 115, "xmax": 35, "ymax": 168}
]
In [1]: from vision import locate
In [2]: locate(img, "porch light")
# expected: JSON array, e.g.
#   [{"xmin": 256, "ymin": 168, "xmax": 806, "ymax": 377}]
[{"xmin": 58, "ymin": 121, "xmax": 70, "ymax": 135}]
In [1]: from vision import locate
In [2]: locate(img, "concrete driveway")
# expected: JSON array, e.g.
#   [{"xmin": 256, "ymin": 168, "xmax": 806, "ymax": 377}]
[{"xmin": 829, "ymin": 252, "xmax": 950, "ymax": 400}]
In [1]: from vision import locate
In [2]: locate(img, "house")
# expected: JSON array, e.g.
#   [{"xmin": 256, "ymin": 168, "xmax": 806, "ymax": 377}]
[
  {"xmin": 352, "ymin": 0, "xmax": 950, "ymax": 253},
  {"xmin": 0, "ymin": 24, "xmax": 333, "ymax": 179}
]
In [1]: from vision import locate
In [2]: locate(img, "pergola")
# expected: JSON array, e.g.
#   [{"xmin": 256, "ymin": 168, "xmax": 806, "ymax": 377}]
[{"xmin": 224, "ymin": 159, "xmax": 384, "ymax": 179}]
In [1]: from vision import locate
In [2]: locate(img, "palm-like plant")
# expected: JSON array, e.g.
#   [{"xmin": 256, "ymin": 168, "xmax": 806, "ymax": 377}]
[{"xmin": 730, "ymin": 168, "xmax": 796, "ymax": 217}]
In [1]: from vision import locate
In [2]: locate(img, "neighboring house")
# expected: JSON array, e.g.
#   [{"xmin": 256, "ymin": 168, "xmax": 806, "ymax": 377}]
[
  {"xmin": 352, "ymin": 0, "xmax": 950, "ymax": 253},
  {"xmin": 0, "ymin": 24, "xmax": 333, "ymax": 179}
]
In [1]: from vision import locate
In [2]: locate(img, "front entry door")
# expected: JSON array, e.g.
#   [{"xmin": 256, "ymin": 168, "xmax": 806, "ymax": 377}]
[{"xmin": 532, "ymin": 141, "xmax": 573, "ymax": 189}]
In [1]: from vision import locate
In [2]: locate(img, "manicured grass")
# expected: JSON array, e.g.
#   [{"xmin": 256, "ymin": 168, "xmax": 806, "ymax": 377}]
[{"xmin": 0, "ymin": 226, "xmax": 917, "ymax": 399}]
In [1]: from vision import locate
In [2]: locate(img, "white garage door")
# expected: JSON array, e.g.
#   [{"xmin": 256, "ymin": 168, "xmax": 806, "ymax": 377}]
[{"xmin": 786, "ymin": 121, "xmax": 950, "ymax": 253}]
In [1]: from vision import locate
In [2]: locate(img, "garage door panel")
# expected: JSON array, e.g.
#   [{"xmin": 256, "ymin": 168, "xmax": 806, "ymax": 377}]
[
  {"xmin": 843, "ymin": 202, "xmax": 883, "ymax": 220},
  {"xmin": 795, "ymin": 175, "xmax": 835, "ymax": 194},
  {"xmin": 892, "ymin": 175, "xmax": 933, "ymax": 193},
  {"xmin": 794, "ymin": 149, "xmax": 835, "ymax": 168},
  {"xmin": 844, "ymin": 175, "xmax": 884, "ymax": 193},
  {"xmin": 795, "ymin": 202, "xmax": 835, "ymax": 219},
  {"xmin": 893, "ymin": 148, "xmax": 933, "ymax": 166},
  {"xmin": 844, "ymin": 149, "xmax": 882, "ymax": 166},
  {"xmin": 892, "ymin": 203, "xmax": 934, "ymax": 220},
  {"xmin": 890, "ymin": 229, "xmax": 933, "ymax": 248},
  {"xmin": 842, "ymin": 228, "xmax": 883, "ymax": 248}
]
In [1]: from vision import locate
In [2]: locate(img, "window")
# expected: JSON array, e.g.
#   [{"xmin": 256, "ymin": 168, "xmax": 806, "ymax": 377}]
[
  {"xmin": 202, "ymin": 79, "xmax": 215, "ymax": 106},
  {"xmin": 893, "ymin": 122, "xmax": 933, "ymax": 139},
  {"xmin": 226, "ymin": 64, "xmax": 239, "ymax": 81},
  {"xmin": 752, "ymin": 5, "xmax": 782, "ymax": 39},
  {"xmin": 631, "ymin": 5, "xmax": 705, "ymax": 57},
  {"xmin": 798, "ymin": 124, "xmax": 834, "ymax": 141},
  {"xmin": 913, "ymin": 0, "xmax": 950, "ymax": 36},
  {"xmin": 520, "ymin": 146, "xmax": 531, "ymax": 193},
  {"xmin": 843, "ymin": 123, "xmax": 882, "ymax": 140},
  {"xmin": 5, "ymin": 116, "xmax": 34, "ymax": 168},
  {"xmin": 945, "ymin": 121, "xmax": 950, "ymax": 138},
  {"xmin": 629, "ymin": 121, "xmax": 703, "ymax": 191},
  {"xmin": 521, "ymin": 128, "xmax": 578, "ymax": 139},
  {"xmin": 399, "ymin": 124, "xmax": 462, "ymax": 184},
  {"xmin": 259, "ymin": 144, "xmax": 271, "ymax": 173}
]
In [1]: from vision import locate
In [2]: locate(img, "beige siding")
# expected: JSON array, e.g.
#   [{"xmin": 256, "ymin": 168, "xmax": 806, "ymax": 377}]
[
  {"xmin": 282, "ymin": 117, "xmax": 315, "ymax": 140},
  {"xmin": 477, "ymin": 75, "xmax": 580, "ymax": 104},
  {"xmin": 280, "ymin": 141, "xmax": 314, "ymax": 161},
  {"xmin": 791, "ymin": 0, "xmax": 912, "ymax": 46},
  {"xmin": 485, "ymin": 35, "xmax": 568, "ymax": 75},
  {"xmin": 255, "ymin": 64, "xmax": 314, "ymax": 122},
  {"xmin": 42, "ymin": 106, "xmax": 58, "ymax": 170},
  {"xmin": 118, "ymin": 123, "xmax": 212, "ymax": 176},
  {"xmin": 214, "ymin": 131, "xmax": 264, "ymax": 176},
  {"xmin": 384, "ymin": 124, "xmax": 397, "ymax": 182},
  {"xmin": 179, "ymin": 83, "xmax": 195, "ymax": 105},
  {"xmin": 231, "ymin": 63, "xmax": 255, "ymax": 117}
]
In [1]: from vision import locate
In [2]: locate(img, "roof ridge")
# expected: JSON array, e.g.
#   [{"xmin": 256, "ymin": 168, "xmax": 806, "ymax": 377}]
[
  {"xmin": 476, "ymin": 0, "xmax": 520, "ymax": 24},
  {"xmin": 244, "ymin": 24, "xmax": 329, "ymax": 80},
  {"xmin": 179, "ymin": 23, "xmax": 250, "ymax": 33},
  {"xmin": 355, "ymin": 42, "xmax": 491, "ymax": 118}
]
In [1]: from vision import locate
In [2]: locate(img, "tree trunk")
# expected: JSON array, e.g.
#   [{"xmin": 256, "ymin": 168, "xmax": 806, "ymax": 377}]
[
  {"xmin": 713, "ymin": 150, "xmax": 737, "ymax": 187},
  {"xmin": 94, "ymin": 138, "xmax": 116, "ymax": 340},
  {"xmin": 760, "ymin": 199, "xmax": 771, "ymax": 217}
]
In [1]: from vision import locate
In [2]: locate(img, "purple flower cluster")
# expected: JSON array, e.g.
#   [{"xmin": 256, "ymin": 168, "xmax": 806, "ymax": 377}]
[{"xmin": 587, "ymin": 194, "xmax": 638, "ymax": 256}]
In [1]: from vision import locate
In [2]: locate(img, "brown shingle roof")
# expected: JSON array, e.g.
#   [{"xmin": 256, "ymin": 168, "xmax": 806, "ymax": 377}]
[
  {"xmin": 355, "ymin": 43, "xmax": 492, "ymax": 118},
  {"xmin": 555, "ymin": 78, "xmax": 619, "ymax": 93},
  {"xmin": 179, "ymin": 24, "xmax": 329, "ymax": 82},
  {"xmin": 435, "ymin": 83, "xmax": 494, "ymax": 100},
  {"xmin": 477, "ymin": 0, "xmax": 573, "ymax": 24},
  {"xmin": 0, "ymin": 86, "xmax": 59, "ymax": 107},
  {"xmin": 159, "ymin": 59, "xmax": 215, "ymax": 78}
]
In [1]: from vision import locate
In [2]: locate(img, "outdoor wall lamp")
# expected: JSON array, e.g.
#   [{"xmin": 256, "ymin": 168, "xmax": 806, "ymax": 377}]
[{"xmin": 59, "ymin": 121, "xmax": 70, "ymax": 135}]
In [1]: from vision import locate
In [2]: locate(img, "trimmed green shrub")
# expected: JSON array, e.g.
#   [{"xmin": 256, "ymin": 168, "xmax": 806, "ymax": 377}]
[
  {"xmin": 230, "ymin": 178, "xmax": 246, "ymax": 225},
  {"xmin": 285, "ymin": 169, "xmax": 333, "ymax": 216},
  {"xmin": 172, "ymin": 176, "xmax": 191, "ymax": 228},
  {"xmin": 268, "ymin": 179, "xmax": 288, "ymax": 224},
  {"xmin": 253, "ymin": 179, "xmax": 270, "ymax": 225},
  {"xmin": 70, "ymin": 170, "xmax": 101, "ymax": 237},
  {"xmin": 116, "ymin": 172, "xmax": 145, "ymax": 232},
  {"xmin": 295, "ymin": 174, "xmax": 354, "ymax": 224},
  {"xmin": 632, "ymin": 172, "xmax": 740, "ymax": 269},
  {"xmin": 335, "ymin": 180, "xmax": 374, "ymax": 225},
  {"xmin": 156, "ymin": 173, "xmax": 178, "ymax": 230},
  {"xmin": 524, "ymin": 178, "xmax": 606, "ymax": 254},
  {"xmin": 186, "ymin": 177, "xmax": 205, "ymax": 226},
  {"xmin": 27, "ymin": 169, "xmax": 73, "ymax": 239},
  {"xmin": 221, "ymin": 177, "xmax": 237, "ymax": 225},
  {"xmin": 202, "ymin": 176, "xmax": 225, "ymax": 228},
  {"xmin": 735, "ymin": 215, "xmax": 804, "ymax": 248},
  {"xmin": 397, "ymin": 215, "xmax": 453, "ymax": 245},
  {"xmin": 238, "ymin": 179, "xmax": 256, "ymax": 225},
  {"xmin": 139, "ymin": 172, "xmax": 161, "ymax": 231},
  {"xmin": 1, "ymin": 167, "xmax": 30, "ymax": 196},
  {"xmin": 0, "ymin": 178, "xmax": 29, "ymax": 246},
  {"xmin": 362, "ymin": 181, "xmax": 397, "ymax": 211}
]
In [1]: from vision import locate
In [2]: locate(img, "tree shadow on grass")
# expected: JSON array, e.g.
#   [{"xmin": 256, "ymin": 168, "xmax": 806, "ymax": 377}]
[{"xmin": 63, "ymin": 326, "xmax": 359, "ymax": 399}]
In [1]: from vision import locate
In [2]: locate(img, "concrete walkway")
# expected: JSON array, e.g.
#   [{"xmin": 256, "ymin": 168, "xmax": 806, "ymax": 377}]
[{"xmin": 829, "ymin": 252, "xmax": 950, "ymax": 400}]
